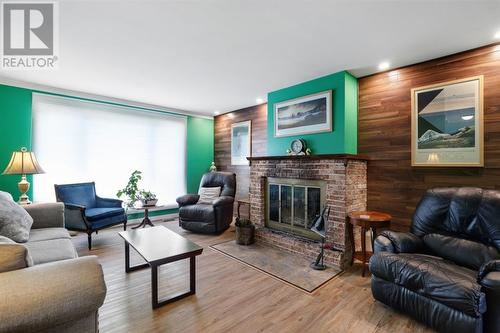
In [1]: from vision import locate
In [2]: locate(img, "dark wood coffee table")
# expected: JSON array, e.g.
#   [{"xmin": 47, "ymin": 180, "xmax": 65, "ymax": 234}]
[{"xmin": 118, "ymin": 226, "xmax": 203, "ymax": 309}]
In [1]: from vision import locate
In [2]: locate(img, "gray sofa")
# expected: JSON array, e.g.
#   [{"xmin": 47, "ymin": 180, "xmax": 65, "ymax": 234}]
[{"xmin": 0, "ymin": 202, "xmax": 107, "ymax": 333}]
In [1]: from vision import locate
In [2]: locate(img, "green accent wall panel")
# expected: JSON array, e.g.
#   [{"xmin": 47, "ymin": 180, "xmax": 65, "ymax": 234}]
[
  {"xmin": 267, "ymin": 71, "xmax": 357, "ymax": 155},
  {"xmin": 186, "ymin": 116, "xmax": 214, "ymax": 193},
  {"xmin": 0, "ymin": 85, "xmax": 33, "ymax": 198}
]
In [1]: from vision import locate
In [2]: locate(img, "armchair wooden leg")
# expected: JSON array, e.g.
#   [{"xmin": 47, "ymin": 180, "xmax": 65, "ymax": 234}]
[
  {"xmin": 87, "ymin": 232, "xmax": 92, "ymax": 251},
  {"xmin": 124, "ymin": 221, "xmax": 127, "ymax": 231}
]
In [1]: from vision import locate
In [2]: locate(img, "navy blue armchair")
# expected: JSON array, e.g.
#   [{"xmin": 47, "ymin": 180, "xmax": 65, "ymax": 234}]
[{"xmin": 54, "ymin": 182, "xmax": 127, "ymax": 250}]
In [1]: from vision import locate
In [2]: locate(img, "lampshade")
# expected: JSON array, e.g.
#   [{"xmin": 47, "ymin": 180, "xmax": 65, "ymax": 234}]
[{"xmin": 2, "ymin": 147, "xmax": 45, "ymax": 175}]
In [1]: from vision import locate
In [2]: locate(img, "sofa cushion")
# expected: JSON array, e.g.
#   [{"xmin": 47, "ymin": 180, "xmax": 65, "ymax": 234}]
[
  {"xmin": 24, "ymin": 238, "xmax": 77, "ymax": 265},
  {"xmin": 29, "ymin": 228, "xmax": 71, "ymax": 242},
  {"xmin": 197, "ymin": 187, "xmax": 221, "ymax": 204},
  {"xmin": 179, "ymin": 204, "xmax": 214, "ymax": 224},
  {"xmin": 0, "ymin": 197, "xmax": 33, "ymax": 243},
  {"xmin": 370, "ymin": 252, "xmax": 486, "ymax": 317},
  {"xmin": 85, "ymin": 207, "xmax": 125, "ymax": 221},
  {"xmin": 0, "ymin": 236, "xmax": 33, "ymax": 272},
  {"xmin": 424, "ymin": 233, "xmax": 500, "ymax": 270}
]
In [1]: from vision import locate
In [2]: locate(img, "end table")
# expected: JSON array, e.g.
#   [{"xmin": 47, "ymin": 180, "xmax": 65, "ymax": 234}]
[
  {"xmin": 347, "ymin": 211, "xmax": 391, "ymax": 277},
  {"xmin": 132, "ymin": 205, "xmax": 156, "ymax": 229}
]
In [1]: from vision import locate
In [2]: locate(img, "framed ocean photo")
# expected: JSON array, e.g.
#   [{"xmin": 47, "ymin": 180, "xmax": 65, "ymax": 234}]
[
  {"xmin": 274, "ymin": 91, "xmax": 332, "ymax": 137},
  {"xmin": 411, "ymin": 76, "xmax": 484, "ymax": 167},
  {"xmin": 231, "ymin": 120, "xmax": 251, "ymax": 165}
]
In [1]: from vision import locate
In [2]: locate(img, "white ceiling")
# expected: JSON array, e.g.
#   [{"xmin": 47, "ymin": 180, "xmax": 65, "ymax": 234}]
[{"xmin": 1, "ymin": 0, "xmax": 499, "ymax": 116}]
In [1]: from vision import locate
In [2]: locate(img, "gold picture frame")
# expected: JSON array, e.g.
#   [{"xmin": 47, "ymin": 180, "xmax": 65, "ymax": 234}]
[{"xmin": 411, "ymin": 75, "xmax": 484, "ymax": 167}]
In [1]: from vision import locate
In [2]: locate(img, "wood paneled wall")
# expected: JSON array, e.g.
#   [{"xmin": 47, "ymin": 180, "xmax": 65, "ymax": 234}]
[
  {"xmin": 214, "ymin": 104, "xmax": 267, "ymax": 211},
  {"xmin": 358, "ymin": 44, "xmax": 500, "ymax": 231}
]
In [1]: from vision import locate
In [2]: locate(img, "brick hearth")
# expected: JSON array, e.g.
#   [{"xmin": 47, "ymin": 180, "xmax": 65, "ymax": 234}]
[{"xmin": 248, "ymin": 154, "xmax": 367, "ymax": 270}]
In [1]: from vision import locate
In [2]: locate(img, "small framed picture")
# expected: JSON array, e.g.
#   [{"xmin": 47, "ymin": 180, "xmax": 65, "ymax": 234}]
[
  {"xmin": 231, "ymin": 120, "xmax": 251, "ymax": 165},
  {"xmin": 411, "ymin": 76, "xmax": 484, "ymax": 167},
  {"xmin": 274, "ymin": 90, "xmax": 332, "ymax": 137}
]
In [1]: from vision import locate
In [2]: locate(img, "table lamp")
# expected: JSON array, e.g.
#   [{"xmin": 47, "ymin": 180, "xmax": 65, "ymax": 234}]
[{"xmin": 2, "ymin": 147, "xmax": 45, "ymax": 204}]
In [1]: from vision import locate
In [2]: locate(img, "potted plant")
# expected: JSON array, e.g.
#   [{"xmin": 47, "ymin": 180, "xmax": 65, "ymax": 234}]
[
  {"xmin": 139, "ymin": 190, "xmax": 158, "ymax": 207},
  {"xmin": 116, "ymin": 170, "xmax": 142, "ymax": 208},
  {"xmin": 235, "ymin": 218, "xmax": 255, "ymax": 245}
]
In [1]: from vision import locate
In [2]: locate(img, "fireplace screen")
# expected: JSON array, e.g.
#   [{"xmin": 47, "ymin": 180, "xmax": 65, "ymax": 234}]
[{"xmin": 266, "ymin": 178, "xmax": 326, "ymax": 240}]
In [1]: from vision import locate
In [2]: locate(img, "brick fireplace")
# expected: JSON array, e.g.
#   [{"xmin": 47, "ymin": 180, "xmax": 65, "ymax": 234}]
[{"xmin": 248, "ymin": 154, "xmax": 367, "ymax": 269}]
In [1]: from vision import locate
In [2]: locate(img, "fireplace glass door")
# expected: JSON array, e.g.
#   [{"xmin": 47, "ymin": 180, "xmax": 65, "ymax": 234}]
[{"xmin": 266, "ymin": 178, "xmax": 326, "ymax": 240}]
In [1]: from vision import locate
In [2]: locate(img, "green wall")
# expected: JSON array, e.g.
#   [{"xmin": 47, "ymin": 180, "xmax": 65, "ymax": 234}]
[
  {"xmin": 267, "ymin": 71, "xmax": 358, "ymax": 155},
  {"xmin": 0, "ymin": 84, "xmax": 214, "ymax": 216},
  {"xmin": 186, "ymin": 117, "xmax": 214, "ymax": 193},
  {"xmin": 0, "ymin": 85, "xmax": 33, "ymax": 200}
]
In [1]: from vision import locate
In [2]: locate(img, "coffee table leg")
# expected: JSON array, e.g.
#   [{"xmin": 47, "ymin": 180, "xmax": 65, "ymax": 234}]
[
  {"xmin": 151, "ymin": 256, "xmax": 197, "ymax": 309},
  {"xmin": 125, "ymin": 241, "xmax": 130, "ymax": 272},
  {"xmin": 190, "ymin": 256, "xmax": 196, "ymax": 293},
  {"xmin": 124, "ymin": 241, "xmax": 150, "ymax": 273},
  {"xmin": 152, "ymin": 264, "xmax": 159, "ymax": 309}
]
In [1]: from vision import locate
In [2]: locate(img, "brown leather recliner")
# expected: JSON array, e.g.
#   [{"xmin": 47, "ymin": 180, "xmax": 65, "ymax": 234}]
[{"xmin": 176, "ymin": 172, "xmax": 236, "ymax": 234}]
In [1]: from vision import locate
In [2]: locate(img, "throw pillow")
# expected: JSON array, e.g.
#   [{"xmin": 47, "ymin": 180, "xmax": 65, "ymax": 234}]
[
  {"xmin": 0, "ymin": 197, "xmax": 33, "ymax": 243},
  {"xmin": 0, "ymin": 191, "xmax": 14, "ymax": 202},
  {"xmin": 0, "ymin": 235, "xmax": 33, "ymax": 272},
  {"xmin": 198, "ymin": 187, "xmax": 221, "ymax": 204}
]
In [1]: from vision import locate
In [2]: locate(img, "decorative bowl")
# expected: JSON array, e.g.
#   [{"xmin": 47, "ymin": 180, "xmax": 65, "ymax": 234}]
[{"xmin": 141, "ymin": 199, "xmax": 158, "ymax": 207}]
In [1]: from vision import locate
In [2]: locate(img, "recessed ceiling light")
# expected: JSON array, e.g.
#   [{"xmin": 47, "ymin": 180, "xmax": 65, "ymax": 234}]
[
  {"xmin": 378, "ymin": 62, "xmax": 390, "ymax": 71},
  {"xmin": 461, "ymin": 115, "xmax": 474, "ymax": 121},
  {"xmin": 214, "ymin": 111, "xmax": 220, "ymax": 115},
  {"xmin": 256, "ymin": 97, "xmax": 264, "ymax": 104},
  {"xmin": 495, "ymin": 31, "xmax": 500, "ymax": 39}
]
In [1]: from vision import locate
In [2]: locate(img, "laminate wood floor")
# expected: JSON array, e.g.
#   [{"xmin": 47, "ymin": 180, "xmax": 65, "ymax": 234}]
[{"xmin": 73, "ymin": 219, "xmax": 434, "ymax": 333}]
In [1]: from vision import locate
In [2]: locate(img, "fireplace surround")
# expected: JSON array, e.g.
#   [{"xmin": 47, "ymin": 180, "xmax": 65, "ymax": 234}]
[{"xmin": 248, "ymin": 154, "xmax": 368, "ymax": 269}]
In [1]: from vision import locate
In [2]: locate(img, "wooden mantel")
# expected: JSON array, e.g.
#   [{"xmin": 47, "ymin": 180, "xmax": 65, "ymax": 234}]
[{"xmin": 247, "ymin": 153, "xmax": 370, "ymax": 162}]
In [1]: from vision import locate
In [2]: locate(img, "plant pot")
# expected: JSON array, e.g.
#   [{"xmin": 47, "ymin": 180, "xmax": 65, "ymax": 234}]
[
  {"xmin": 235, "ymin": 219, "xmax": 255, "ymax": 245},
  {"xmin": 141, "ymin": 199, "xmax": 158, "ymax": 207}
]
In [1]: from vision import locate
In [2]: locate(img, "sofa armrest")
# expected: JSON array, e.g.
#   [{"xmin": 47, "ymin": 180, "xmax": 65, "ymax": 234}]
[
  {"xmin": 479, "ymin": 260, "xmax": 500, "ymax": 282},
  {"xmin": 176, "ymin": 194, "xmax": 200, "ymax": 207},
  {"xmin": 213, "ymin": 196, "xmax": 234, "ymax": 207},
  {"xmin": 23, "ymin": 202, "xmax": 65, "ymax": 229},
  {"xmin": 374, "ymin": 231, "xmax": 423, "ymax": 254},
  {"xmin": 0, "ymin": 256, "xmax": 106, "ymax": 333},
  {"xmin": 62, "ymin": 203, "xmax": 89, "ymax": 230},
  {"xmin": 96, "ymin": 196, "xmax": 123, "ymax": 208}
]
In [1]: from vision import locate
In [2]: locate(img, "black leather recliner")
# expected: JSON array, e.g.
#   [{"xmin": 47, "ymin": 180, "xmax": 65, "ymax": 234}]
[
  {"xmin": 370, "ymin": 187, "xmax": 500, "ymax": 333},
  {"xmin": 176, "ymin": 172, "xmax": 236, "ymax": 234}
]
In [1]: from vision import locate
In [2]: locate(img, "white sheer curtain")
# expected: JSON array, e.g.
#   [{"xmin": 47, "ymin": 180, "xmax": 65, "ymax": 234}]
[{"xmin": 32, "ymin": 93, "xmax": 186, "ymax": 207}]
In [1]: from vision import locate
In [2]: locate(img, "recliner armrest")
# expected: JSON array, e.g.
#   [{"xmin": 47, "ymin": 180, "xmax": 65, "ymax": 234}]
[
  {"xmin": 96, "ymin": 196, "xmax": 123, "ymax": 208},
  {"xmin": 176, "ymin": 194, "xmax": 200, "ymax": 207},
  {"xmin": 374, "ymin": 231, "xmax": 423, "ymax": 254},
  {"xmin": 479, "ymin": 260, "xmax": 500, "ymax": 282},
  {"xmin": 213, "ymin": 196, "xmax": 234, "ymax": 207}
]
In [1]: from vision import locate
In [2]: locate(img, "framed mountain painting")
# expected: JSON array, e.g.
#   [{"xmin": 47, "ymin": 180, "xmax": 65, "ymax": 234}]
[
  {"xmin": 411, "ymin": 76, "xmax": 484, "ymax": 167},
  {"xmin": 274, "ymin": 91, "xmax": 332, "ymax": 137}
]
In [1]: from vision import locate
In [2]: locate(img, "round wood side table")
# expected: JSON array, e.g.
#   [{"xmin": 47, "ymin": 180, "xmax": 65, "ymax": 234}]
[{"xmin": 347, "ymin": 211, "xmax": 391, "ymax": 277}]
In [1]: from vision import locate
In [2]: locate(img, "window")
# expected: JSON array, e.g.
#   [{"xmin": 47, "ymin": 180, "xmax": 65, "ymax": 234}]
[{"xmin": 32, "ymin": 93, "xmax": 187, "ymax": 207}]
